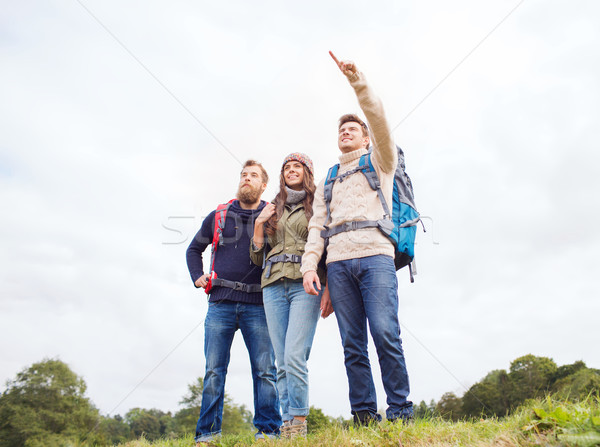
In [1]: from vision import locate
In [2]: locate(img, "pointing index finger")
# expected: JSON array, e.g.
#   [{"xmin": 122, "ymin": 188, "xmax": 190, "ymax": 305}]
[{"xmin": 329, "ymin": 51, "xmax": 341, "ymax": 68}]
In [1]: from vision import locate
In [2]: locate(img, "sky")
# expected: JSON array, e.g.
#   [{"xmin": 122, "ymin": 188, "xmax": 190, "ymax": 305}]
[{"xmin": 1, "ymin": 0, "xmax": 599, "ymax": 422}]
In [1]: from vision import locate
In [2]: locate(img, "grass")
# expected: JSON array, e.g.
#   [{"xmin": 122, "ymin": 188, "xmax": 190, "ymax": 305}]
[{"xmin": 118, "ymin": 397, "xmax": 600, "ymax": 447}]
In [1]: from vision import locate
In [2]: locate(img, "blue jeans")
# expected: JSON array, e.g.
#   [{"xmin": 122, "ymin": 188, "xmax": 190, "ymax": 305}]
[
  {"xmin": 262, "ymin": 280, "xmax": 321, "ymax": 421},
  {"xmin": 195, "ymin": 301, "xmax": 281, "ymax": 442},
  {"xmin": 327, "ymin": 255, "xmax": 413, "ymax": 420}
]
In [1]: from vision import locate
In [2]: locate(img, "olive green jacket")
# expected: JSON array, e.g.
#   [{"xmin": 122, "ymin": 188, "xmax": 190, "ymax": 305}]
[{"xmin": 250, "ymin": 203, "xmax": 326, "ymax": 288}]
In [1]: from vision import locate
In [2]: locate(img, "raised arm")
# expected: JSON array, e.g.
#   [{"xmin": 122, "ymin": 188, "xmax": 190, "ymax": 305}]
[{"xmin": 329, "ymin": 51, "xmax": 397, "ymax": 173}]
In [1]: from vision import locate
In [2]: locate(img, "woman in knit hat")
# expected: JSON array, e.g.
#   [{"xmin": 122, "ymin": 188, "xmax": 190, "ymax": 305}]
[{"xmin": 250, "ymin": 152, "xmax": 329, "ymax": 439}]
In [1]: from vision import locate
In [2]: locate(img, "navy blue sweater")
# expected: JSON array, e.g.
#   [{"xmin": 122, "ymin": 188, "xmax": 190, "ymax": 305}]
[{"xmin": 186, "ymin": 200, "xmax": 266, "ymax": 304}]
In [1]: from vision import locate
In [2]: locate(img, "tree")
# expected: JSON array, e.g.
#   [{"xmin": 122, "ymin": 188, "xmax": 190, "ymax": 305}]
[
  {"xmin": 413, "ymin": 400, "xmax": 435, "ymax": 419},
  {"xmin": 553, "ymin": 361, "xmax": 587, "ymax": 383},
  {"xmin": 435, "ymin": 392, "xmax": 463, "ymax": 421},
  {"xmin": 125, "ymin": 408, "xmax": 161, "ymax": 441},
  {"xmin": 552, "ymin": 368, "xmax": 600, "ymax": 401},
  {"xmin": 462, "ymin": 369, "xmax": 511, "ymax": 418},
  {"xmin": 172, "ymin": 406, "xmax": 198, "ymax": 437},
  {"xmin": 221, "ymin": 396, "xmax": 253, "ymax": 434},
  {"xmin": 509, "ymin": 354, "xmax": 557, "ymax": 406},
  {"xmin": 179, "ymin": 377, "xmax": 204, "ymax": 408},
  {"xmin": 0, "ymin": 358, "xmax": 101, "ymax": 447},
  {"xmin": 124, "ymin": 408, "xmax": 176, "ymax": 440},
  {"xmin": 307, "ymin": 406, "xmax": 333, "ymax": 433},
  {"xmin": 174, "ymin": 377, "xmax": 253, "ymax": 436},
  {"xmin": 97, "ymin": 414, "xmax": 130, "ymax": 445}
]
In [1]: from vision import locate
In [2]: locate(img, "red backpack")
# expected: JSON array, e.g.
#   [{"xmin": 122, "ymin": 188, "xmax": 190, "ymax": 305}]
[{"xmin": 204, "ymin": 199, "xmax": 235, "ymax": 293}]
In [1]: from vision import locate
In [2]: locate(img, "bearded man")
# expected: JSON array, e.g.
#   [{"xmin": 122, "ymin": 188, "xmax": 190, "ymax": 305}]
[{"xmin": 186, "ymin": 160, "xmax": 281, "ymax": 444}]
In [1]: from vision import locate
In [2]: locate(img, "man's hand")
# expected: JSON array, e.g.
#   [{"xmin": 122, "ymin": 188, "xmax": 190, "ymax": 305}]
[
  {"xmin": 330, "ymin": 51, "xmax": 357, "ymax": 78},
  {"xmin": 302, "ymin": 271, "xmax": 321, "ymax": 296},
  {"xmin": 194, "ymin": 273, "xmax": 211, "ymax": 289},
  {"xmin": 320, "ymin": 284, "xmax": 334, "ymax": 318}
]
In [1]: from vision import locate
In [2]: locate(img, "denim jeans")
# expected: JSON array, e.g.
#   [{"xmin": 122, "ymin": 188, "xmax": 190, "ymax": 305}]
[
  {"xmin": 195, "ymin": 301, "xmax": 281, "ymax": 442},
  {"xmin": 262, "ymin": 279, "xmax": 321, "ymax": 421},
  {"xmin": 327, "ymin": 255, "xmax": 413, "ymax": 420}
]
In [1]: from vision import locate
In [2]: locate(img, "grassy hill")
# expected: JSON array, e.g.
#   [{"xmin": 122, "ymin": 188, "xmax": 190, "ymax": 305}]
[{"xmin": 118, "ymin": 397, "xmax": 600, "ymax": 447}]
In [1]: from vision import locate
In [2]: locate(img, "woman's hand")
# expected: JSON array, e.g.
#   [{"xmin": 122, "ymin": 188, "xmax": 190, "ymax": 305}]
[
  {"xmin": 253, "ymin": 203, "xmax": 276, "ymax": 249},
  {"xmin": 255, "ymin": 203, "xmax": 276, "ymax": 226}
]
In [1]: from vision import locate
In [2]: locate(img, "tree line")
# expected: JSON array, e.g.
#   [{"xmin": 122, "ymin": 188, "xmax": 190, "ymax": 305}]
[
  {"xmin": 0, "ymin": 359, "xmax": 258, "ymax": 446},
  {"xmin": 412, "ymin": 354, "xmax": 600, "ymax": 421},
  {"xmin": 2, "ymin": 355, "xmax": 598, "ymax": 446},
  {"xmin": 0, "ymin": 358, "xmax": 339, "ymax": 447}
]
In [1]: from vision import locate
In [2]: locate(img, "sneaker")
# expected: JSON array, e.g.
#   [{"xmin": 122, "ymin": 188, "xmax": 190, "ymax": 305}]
[
  {"xmin": 280, "ymin": 420, "xmax": 292, "ymax": 438},
  {"xmin": 353, "ymin": 410, "xmax": 382, "ymax": 426},
  {"xmin": 286, "ymin": 418, "xmax": 307, "ymax": 438}
]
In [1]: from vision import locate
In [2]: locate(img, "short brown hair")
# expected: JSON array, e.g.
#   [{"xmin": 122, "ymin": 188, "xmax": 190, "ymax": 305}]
[
  {"xmin": 242, "ymin": 160, "xmax": 269, "ymax": 183},
  {"xmin": 338, "ymin": 114, "xmax": 369, "ymax": 138}
]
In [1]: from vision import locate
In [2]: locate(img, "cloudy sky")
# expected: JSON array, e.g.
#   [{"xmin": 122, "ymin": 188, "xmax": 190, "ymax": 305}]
[{"xmin": 2, "ymin": 0, "xmax": 599, "ymax": 421}]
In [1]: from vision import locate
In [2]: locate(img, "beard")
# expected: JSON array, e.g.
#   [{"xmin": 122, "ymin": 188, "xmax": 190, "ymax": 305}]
[{"xmin": 237, "ymin": 183, "xmax": 263, "ymax": 205}]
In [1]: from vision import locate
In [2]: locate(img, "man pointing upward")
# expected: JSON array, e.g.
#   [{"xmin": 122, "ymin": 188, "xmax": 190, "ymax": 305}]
[{"xmin": 302, "ymin": 51, "xmax": 414, "ymax": 425}]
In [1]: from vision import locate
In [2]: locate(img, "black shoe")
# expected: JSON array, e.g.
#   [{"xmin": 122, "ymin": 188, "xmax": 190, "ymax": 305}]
[
  {"xmin": 353, "ymin": 410, "xmax": 382, "ymax": 426},
  {"xmin": 388, "ymin": 413, "xmax": 414, "ymax": 424}
]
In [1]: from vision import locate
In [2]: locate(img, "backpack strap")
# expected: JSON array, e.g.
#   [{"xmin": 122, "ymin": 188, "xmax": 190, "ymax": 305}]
[
  {"xmin": 323, "ymin": 164, "xmax": 339, "ymax": 231},
  {"xmin": 323, "ymin": 163, "xmax": 369, "ymax": 229},
  {"xmin": 264, "ymin": 253, "xmax": 302, "ymax": 279},
  {"xmin": 359, "ymin": 154, "xmax": 391, "ymax": 219},
  {"xmin": 210, "ymin": 278, "xmax": 262, "ymax": 293},
  {"xmin": 408, "ymin": 259, "xmax": 416, "ymax": 283},
  {"xmin": 320, "ymin": 154, "xmax": 393, "ymax": 240},
  {"xmin": 323, "ymin": 220, "xmax": 380, "ymax": 237},
  {"xmin": 209, "ymin": 199, "xmax": 235, "ymax": 273}
]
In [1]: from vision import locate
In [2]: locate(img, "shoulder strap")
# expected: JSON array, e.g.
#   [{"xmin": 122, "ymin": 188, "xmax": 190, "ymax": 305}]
[
  {"xmin": 323, "ymin": 164, "xmax": 339, "ymax": 203},
  {"xmin": 210, "ymin": 199, "xmax": 235, "ymax": 272},
  {"xmin": 323, "ymin": 164, "xmax": 340, "ymax": 228},
  {"xmin": 358, "ymin": 153, "xmax": 391, "ymax": 219}
]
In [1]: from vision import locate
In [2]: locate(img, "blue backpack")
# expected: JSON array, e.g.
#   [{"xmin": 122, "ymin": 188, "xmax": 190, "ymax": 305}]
[{"xmin": 321, "ymin": 145, "xmax": 422, "ymax": 282}]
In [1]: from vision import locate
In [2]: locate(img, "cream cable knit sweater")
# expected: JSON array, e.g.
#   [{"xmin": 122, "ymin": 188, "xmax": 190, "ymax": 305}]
[{"xmin": 301, "ymin": 71, "xmax": 397, "ymax": 274}]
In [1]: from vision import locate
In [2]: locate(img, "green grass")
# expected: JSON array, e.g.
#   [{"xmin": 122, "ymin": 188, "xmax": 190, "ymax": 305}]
[{"xmin": 118, "ymin": 397, "xmax": 600, "ymax": 447}]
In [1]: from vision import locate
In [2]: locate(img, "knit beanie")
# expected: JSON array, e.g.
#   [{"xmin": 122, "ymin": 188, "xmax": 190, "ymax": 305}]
[{"xmin": 282, "ymin": 152, "xmax": 314, "ymax": 176}]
